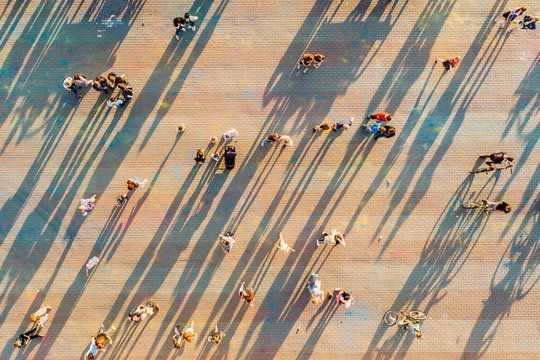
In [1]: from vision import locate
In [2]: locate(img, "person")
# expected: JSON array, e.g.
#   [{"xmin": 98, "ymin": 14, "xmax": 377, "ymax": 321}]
[
  {"xmin": 275, "ymin": 232, "xmax": 295, "ymax": 253},
  {"xmin": 79, "ymin": 195, "xmax": 97, "ymax": 216},
  {"xmin": 86, "ymin": 256, "xmax": 99, "ymax": 276},
  {"xmin": 106, "ymin": 96, "xmax": 124, "ymax": 108},
  {"xmin": 313, "ymin": 122, "xmax": 332, "ymax": 132},
  {"xmin": 107, "ymin": 72, "xmax": 127, "ymax": 87},
  {"xmin": 63, "ymin": 77, "xmax": 81, "ymax": 98},
  {"xmin": 306, "ymin": 274, "xmax": 325, "ymax": 304},
  {"xmin": 224, "ymin": 146, "xmax": 237, "ymax": 170},
  {"xmin": 238, "ymin": 281, "xmax": 255, "ymax": 304},
  {"xmin": 510, "ymin": 15, "xmax": 538, "ymax": 32},
  {"xmin": 317, "ymin": 229, "xmax": 346, "ymax": 247},
  {"xmin": 95, "ymin": 324, "xmax": 115, "ymax": 350},
  {"xmin": 211, "ymin": 153, "xmax": 219, "ymax": 161},
  {"xmin": 14, "ymin": 328, "xmax": 44, "ymax": 348},
  {"xmin": 178, "ymin": 321, "xmax": 197, "ymax": 346},
  {"xmin": 313, "ymin": 54, "xmax": 325, "ymax": 69},
  {"xmin": 332, "ymin": 117, "xmax": 354, "ymax": 131},
  {"xmin": 375, "ymin": 125, "xmax": 396, "ymax": 139},
  {"xmin": 398, "ymin": 314, "xmax": 423, "ymax": 339},
  {"xmin": 219, "ymin": 232, "xmax": 235, "ymax": 254},
  {"xmin": 177, "ymin": 123, "xmax": 185, "ymax": 133},
  {"xmin": 84, "ymin": 336, "xmax": 100, "ymax": 359},
  {"xmin": 479, "ymin": 152, "xmax": 514, "ymax": 171},
  {"xmin": 362, "ymin": 121, "xmax": 383, "ymax": 135},
  {"xmin": 74, "ymin": 74, "xmax": 93, "ymax": 86},
  {"xmin": 223, "ymin": 129, "xmax": 238, "ymax": 141},
  {"xmin": 118, "ymin": 83, "xmax": 134, "ymax": 101},
  {"xmin": 194, "ymin": 149, "xmax": 206, "ymax": 164},
  {"xmin": 127, "ymin": 177, "xmax": 148, "ymax": 191},
  {"xmin": 486, "ymin": 200, "xmax": 512, "ymax": 214},
  {"xmin": 495, "ymin": 7, "xmax": 526, "ymax": 28},
  {"xmin": 128, "ymin": 300, "xmax": 159, "ymax": 322},
  {"xmin": 174, "ymin": 16, "xmax": 186, "ymax": 40},
  {"xmin": 209, "ymin": 136, "xmax": 217, "ymax": 144},
  {"xmin": 30, "ymin": 305, "xmax": 52, "ymax": 324},
  {"xmin": 172, "ymin": 325, "xmax": 182, "ymax": 349},
  {"xmin": 261, "ymin": 133, "xmax": 278, "ymax": 146},
  {"xmin": 92, "ymin": 75, "xmax": 110, "ymax": 93},
  {"xmin": 208, "ymin": 324, "xmax": 225, "ymax": 344},
  {"xmin": 115, "ymin": 194, "xmax": 128, "ymax": 207},
  {"xmin": 297, "ymin": 54, "xmax": 314, "ymax": 73},
  {"xmin": 278, "ymin": 135, "xmax": 293, "ymax": 147},
  {"xmin": 366, "ymin": 112, "xmax": 392, "ymax": 122},
  {"xmin": 334, "ymin": 289, "xmax": 354, "ymax": 308},
  {"xmin": 434, "ymin": 56, "xmax": 461, "ymax": 71},
  {"xmin": 184, "ymin": 13, "xmax": 198, "ymax": 31}
]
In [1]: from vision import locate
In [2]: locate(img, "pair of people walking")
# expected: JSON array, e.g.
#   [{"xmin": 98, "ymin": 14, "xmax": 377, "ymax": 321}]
[
  {"xmin": 14, "ymin": 305, "xmax": 52, "ymax": 349},
  {"xmin": 172, "ymin": 322, "xmax": 224, "ymax": 348},
  {"xmin": 297, "ymin": 53, "xmax": 325, "ymax": 73},
  {"xmin": 316, "ymin": 229, "xmax": 346, "ymax": 247},
  {"xmin": 313, "ymin": 118, "xmax": 354, "ymax": 132},
  {"xmin": 63, "ymin": 74, "xmax": 93, "ymax": 98},
  {"xmin": 363, "ymin": 112, "xmax": 396, "ymax": 139},
  {"xmin": 174, "ymin": 12, "xmax": 198, "ymax": 40},
  {"xmin": 261, "ymin": 133, "xmax": 293, "ymax": 147},
  {"xmin": 84, "ymin": 324, "xmax": 115, "ymax": 359}
]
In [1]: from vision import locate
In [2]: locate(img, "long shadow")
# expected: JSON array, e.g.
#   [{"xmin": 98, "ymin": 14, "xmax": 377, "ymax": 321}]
[
  {"xmin": 139, "ymin": 0, "xmax": 230, "ymax": 150},
  {"xmin": 460, "ymin": 195, "xmax": 539, "ymax": 359},
  {"xmin": 362, "ymin": 176, "xmax": 492, "ymax": 359},
  {"xmin": 371, "ymin": 0, "xmax": 511, "ymax": 254},
  {"xmin": 296, "ymin": 302, "xmax": 339, "ymax": 360}
]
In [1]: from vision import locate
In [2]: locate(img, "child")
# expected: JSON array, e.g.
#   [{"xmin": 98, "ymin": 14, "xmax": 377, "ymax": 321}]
[{"xmin": 335, "ymin": 289, "xmax": 354, "ymax": 308}]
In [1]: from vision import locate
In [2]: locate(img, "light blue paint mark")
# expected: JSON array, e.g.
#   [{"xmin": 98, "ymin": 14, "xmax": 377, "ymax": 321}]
[
  {"xmin": 80, "ymin": 12, "xmax": 84, "ymax": 16},
  {"xmin": 279, "ymin": 65, "xmax": 283, "ymax": 71},
  {"xmin": 290, "ymin": 158, "xmax": 295, "ymax": 163},
  {"xmin": 172, "ymin": 165, "xmax": 181, "ymax": 181},
  {"xmin": 270, "ymin": 303, "xmax": 275, "ymax": 313},
  {"xmin": 265, "ymin": 318, "xmax": 270, "ymax": 322},
  {"xmin": 60, "ymin": 60, "xmax": 68, "ymax": 65},
  {"xmin": 344, "ymin": 311, "xmax": 353, "ymax": 317},
  {"xmin": 243, "ymin": 90, "xmax": 254, "ymax": 100},
  {"xmin": 360, "ymin": 224, "xmax": 365, "ymax": 228}
]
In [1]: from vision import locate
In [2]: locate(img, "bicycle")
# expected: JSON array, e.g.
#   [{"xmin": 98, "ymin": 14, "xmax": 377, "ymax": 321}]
[
  {"xmin": 462, "ymin": 199, "xmax": 495, "ymax": 213},
  {"xmin": 470, "ymin": 164, "xmax": 513, "ymax": 174},
  {"xmin": 383, "ymin": 310, "xmax": 426, "ymax": 327}
]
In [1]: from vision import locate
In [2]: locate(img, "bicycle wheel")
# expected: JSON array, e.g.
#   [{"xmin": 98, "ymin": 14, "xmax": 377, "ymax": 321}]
[
  {"xmin": 383, "ymin": 310, "xmax": 398, "ymax": 326},
  {"xmin": 408, "ymin": 311, "xmax": 426, "ymax": 321},
  {"xmin": 462, "ymin": 202, "xmax": 480, "ymax": 209}
]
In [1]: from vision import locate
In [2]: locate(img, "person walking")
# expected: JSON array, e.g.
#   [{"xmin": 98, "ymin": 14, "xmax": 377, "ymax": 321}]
[
  {"xmin": 106, "ymin": 96, "xmax": 124, "ymax": 108},
  {"xmin": 238, "ymin": 282, "xmax": 255, "ymax": 305},
  {"xmin": 208, "ymin": 324, "xmax": 225, "ymax": 344},
  {"xmin": 363, "ymin": 121, "xmax": 383, "ymax": 135},
  {"xmin": 275, "ymin": 232, "xmax": 295, "ymax": 253},
  {"xmin": 184, "ymin": 13, "xmax": 199, "ymax": 31},
  {"xmin": 223, "ymin": 129, "xmax": 238, "ymax": 141},
  {"xmin": 84, "ymin": 336, "xmax": 101, "ymax": 359},
  {"xmin": 495, "ymin": 6, "xmax": 526, "ymax": 28},
  {"xmin": 30, "ymin": 305, "xmax": 52, "ymax": 325},
  {"xmin": 79, "ymin": 195, "xmax": 97, "ymax": 216},
  {"xmin": 313, "ymin": 122, "xmax": 332, "ymax": 132},
  {"xmin": 93, "ymin": 324, "xmax": 115, "ymax": 353},
  {"xmin": 177, "ymin": 123, "xmax": 186, "ymax": 133},
  {"xmin": 115, "ymin": 194, "xmax": 128, "ymax": 207},
  {"xmin": 486, "ymin": 201, "xmax": 512, "ymax": 214},
  {"xmin": 14, "ymin": 327, "xmax": 44, "ymax": 348},
  {"xmin": 174, "ymin": 322, "xmax": 197, "ymax": 347},
  {"xmin": 434, "ymin": 56, "xmax": 461, "ymax": 72},
  {"xmin": 128, "ymin": 300, "xmax": 159, "ymax": 322},
  {"xmin": 194, "ymin": 149, "xmax": 206, "ymax": 164},
  {"xmin": 127, "ymin": 177, "xmax": 148, "ymax": 191},
  {"xmin": 313, "ymin": 54, "xmax": 325, "ymax": 69},
  {"xmin": 316, "ymin": 229, "xmax": 346, "ymax": 247},
  {"xmin": 107, "ymin": 72, "xmax": 128, "ymax": 87},
  {"xmin": 261, "ymin": 133, "xmax": 278, "ymax": 146},
  {"xmin": 366, "ymin": 112, "xmax": 392, "ymax": 123},
  {"xmin": 332, "ymin": 117, "xmax": 354, "ymax": 131},
  {"xmin": 86, "ymin": 256, "xmax": 99, "ymax": 276},
  {"xmin": 219, "ymin": 232, "xmax": 235, "ymax": 254},
  {"xmin": 63, "ymin": 77, "xmax": 81, "ymax": 98},
  {"xmin": 307, "ymin": 274, "xmax": 325, "ymax": 305},
  {"xmin": 334, "ymin": 289, "xmax": 354, "ymax": 308},
  {"xmin": 174, "ymin": 16, "xmax": 186, "ymax": 40},
  {"xmin": 297, "ymin": 54, "xmax": 314, "ymax": 73},
  {"xmin": 479, "ymin": 152, "xmax": 514, "ymax": 171},
  {"xmin": 118, "ymin": 83, "xmax": 134, "ymax": 101},
  {"xmin": 375, "ymin": 125, "xmax": 396, "ymax": 139},
  {"xmin": 278, "ymin": 135, "xmax": 293, "ymax": 147}
]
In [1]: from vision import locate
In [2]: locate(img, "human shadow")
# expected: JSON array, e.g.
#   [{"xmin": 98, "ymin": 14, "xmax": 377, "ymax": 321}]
[{"xmin": 459, "ymin": 196, "xmax": 539, "ymax": 359}]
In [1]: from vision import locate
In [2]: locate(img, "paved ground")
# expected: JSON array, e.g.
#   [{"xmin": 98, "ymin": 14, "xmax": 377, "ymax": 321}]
[{"xmin": 0, "ymin": 0, "xmax": 538, "ymax": 359}]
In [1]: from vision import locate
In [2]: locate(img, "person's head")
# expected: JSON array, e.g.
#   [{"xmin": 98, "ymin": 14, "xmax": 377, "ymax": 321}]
[
  {"xmin": 108, "ymin": 74, "xmax": 116, "ymax": 83},
  {"xmin": 268, "ymin": 133, "xmax": 278, "ymax": 141},
  {"xmin": 314, "ymin": 54, "xmax": 325, "ymax": 62},
  {"xmin": 416, "ymin": 331, "xmax": 423, "ymax": 339},
  {"xmin": 503, "ymin": 205, "xmax": 512, "ymax": 213},
  {"xmin": 78, "ymin": 205, "xmax": 85, "ymax": 212},
  {"xmin": 378, "ymin": 126, "xmax": 387, "ymax": 133},
  {"xmin": 127, "ymin": 180, "xmax": 137, "ymax": 190},
  {"xmin": 173, "ymin": 338, "xmax": 181, "ymax": 348},
  {"xmin": 184, "ymin": 12, "xmax": 191, "ymax": 19},
  {"xmin": 224, "ymin": 133, "xmax": 231, "ymax": 140},
  {"xmin": 454, "ymin": 56, "xmax": 461, "ymax": 62},
  {"xmin": 335, "ymin": 234, "xmax": 343, "ymax": 243},
  {"xmin": 87, "ymin": 354, "xmax": 95, "ymax": 360},
  {"xmin": 30, "ymin": 314, "xmax": 37, "ymax": 322},
  {"xmin": 506, "ymin": 156, "xmax": 514, "ymax": 162},
  {"xmin": 304, "ymin": 54, "xmax": 314, "ymax": 61},
  {"xmin": 197, "ymin": 149, "xmax": 204, "ymax": 158},
  {"xmin": 213, "ymin": 333, "xmax": 222, "ymax": 344},
  {"xmin": 109, "ymin": 96, "xmax": 116, "ymax": 102},
  {"xmin": 13, "ymin": 340, "xmax": 22, "ymax": 348},
  {"xmin": 342, "ymin": 292, "xmax": 351, "ymax": 301},
  {"xmin": 281, "ymin": 136, "xmax": 290, "ymax": 144},
  {"xmin": 223, "ymin": 240, "xmax": 230, "ymax": 247},
  {"xmin": 387, "ymin": 127, "xmax": 396, "ymax": 136},
  {"xmin": 386, "ymin": 114, "xmax": 392, "ymax": 121},
  {"xmin": 184, "ymin": 333, "xmax": 195, "ymax": 342},
  {"xmin": 93, "ymin": 81, "xmax": 100, "ymax": 88},
  {"xmin": 64, "ymin": 78, "xmax": 73, "ymax": 86},
  {"xmin": 244, "ymin": 291, "xmax": 254, "ymax": 303},
  {"xmin": 178, "ymin": 123, "xmax": 185, "ymax": 132},
  {"xmin": 209, "ymin": 136, "xmax": 217, "ymax": 143},
  {"xmin": 529, "ymin": 16, "xmax": 539, "ymax": 24},
  {"xmin": 311, "ymin": 297, "xmax": 320, "ymax": 304},
  {"xmin": 519, "ymin": 7, "xmax": 527, "ymax": 12},
  {"xmin": 342, "ymin": 124, "xmax": 350, "ymax": 130}
]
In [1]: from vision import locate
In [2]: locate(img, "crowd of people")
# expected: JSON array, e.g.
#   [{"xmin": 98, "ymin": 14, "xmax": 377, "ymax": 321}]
[{"xmin": 13, "ymin": 2, "xmax": 533, "ymax": 356}]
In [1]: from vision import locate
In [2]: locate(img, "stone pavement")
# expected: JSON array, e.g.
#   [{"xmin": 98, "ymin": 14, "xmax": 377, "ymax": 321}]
[{"xmin": 0, "ymin": 0, "xmax": 538, "ymax": 359}]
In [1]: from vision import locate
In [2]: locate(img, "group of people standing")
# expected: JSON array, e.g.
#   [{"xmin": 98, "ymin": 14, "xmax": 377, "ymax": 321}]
[{"xmin": 63, "ymin": 72, "xmax": 134, "ymax": 107}]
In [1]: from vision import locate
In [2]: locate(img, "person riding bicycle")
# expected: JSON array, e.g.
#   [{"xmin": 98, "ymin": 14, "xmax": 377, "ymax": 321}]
[
  {"xmin": 479, "ymin": 152, "xmax": 513, "ymax": 171},
  {"xmin": 484, "ymin": 200, "xmax": 512, "ymax": 214},
  {"xmin": 397, "ymin": 313, "xmax": 423, "ymax": 339}
]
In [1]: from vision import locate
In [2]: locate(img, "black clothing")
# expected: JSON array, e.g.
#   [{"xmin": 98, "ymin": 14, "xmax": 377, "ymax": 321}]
[{"xmin": 18, "ymin": 328, "xmax": 40, "ymax": 347}]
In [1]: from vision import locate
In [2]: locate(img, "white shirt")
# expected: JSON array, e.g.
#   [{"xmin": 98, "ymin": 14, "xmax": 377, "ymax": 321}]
[{"xmin": 86, "ymin": 338, "xmax": 98, "ymax": 357}]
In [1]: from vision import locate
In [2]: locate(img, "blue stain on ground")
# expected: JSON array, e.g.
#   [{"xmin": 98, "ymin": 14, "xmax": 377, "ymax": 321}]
[
  {"xmin": 172, "ymin": 165, "xmax": 181, "ymax": 181},
  {"xmin": 60, "ymin": 60, "xmax": 68, "ymax": 65},
  {"xmin": 265, "ymin": 318, "xmax": 271, "ymax": 322},
  {"xmin": 270, "ymin": 303, "xmax": 275, "ymax": 313},
  {"xmin": 243, "ymin": 90, "xmax": 254, "ymax": 99}
]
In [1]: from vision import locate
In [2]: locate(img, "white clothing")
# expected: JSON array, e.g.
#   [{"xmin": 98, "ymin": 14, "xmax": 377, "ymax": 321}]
[
  {"xmin": 107, "ymin": 98, "xmax": 124, "ymax": 108},
  {"xmin": 37, "ymin": 313, "xmax": 48, "ymax": 327},
  {"xmin": 86, "ymin": 338, "xmax": 98, "ymax": 357},
  {"xmin": 223, "ymin": 129, "xmax": 238, "ymax": 140},
  {"xmin": 63, "ymin": 77, "xmax": 73, "ymax": 89},
  {"xmin": 279, "ymin": 135, "xmax": 293, "ymax": 146},
  {"xmin": 86, "ymin": 256, "xmax": 99, "ymax": 270}
]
